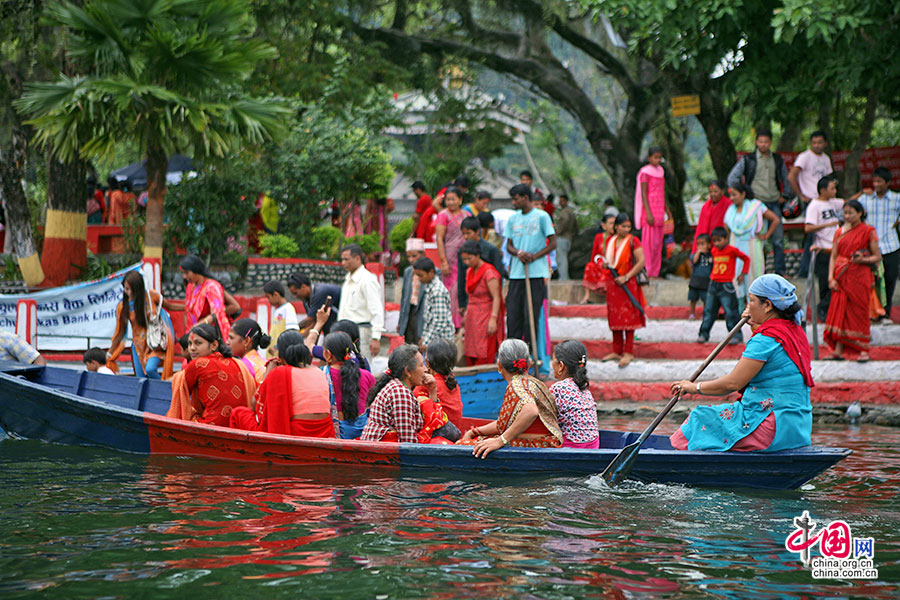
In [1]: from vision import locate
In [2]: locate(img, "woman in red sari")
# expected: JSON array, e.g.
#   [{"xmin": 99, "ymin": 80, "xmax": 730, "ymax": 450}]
[
  {"xmin": 230, "ymin": 333, "xmax": 335, "ymax": 438},
  {"xmin": 460, "ymin": 240, "xmax": 504, "ymax": 365},
  {"xmin": 180, "ymin": 324, "xmax": 256, "ymax": 427},
  {"xmin": 580, "ymin": 214, "xmax": 616, "ymax": 304},
  {"xmin": 601, "ymin": 213, "xmax": 647, "ymax": 368},
  {"xmin": 824, "ymin": 200, "xmax": 881, "ymax": 362},
  {"xmin": 458, "ymin": 339, "xmax": 563, "ymax": 457}
]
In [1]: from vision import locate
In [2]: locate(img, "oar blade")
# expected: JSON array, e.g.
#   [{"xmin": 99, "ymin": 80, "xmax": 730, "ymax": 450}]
[{"xmin": 601, "ymin": 440, "xmax": 642, "ymax": 487}]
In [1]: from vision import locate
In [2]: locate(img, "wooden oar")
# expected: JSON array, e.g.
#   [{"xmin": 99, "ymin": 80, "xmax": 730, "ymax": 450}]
[
  {"xmin": 522, "ymin": 262, "xmax": 541, "ymax": 376},
  {"xmin": 600, "ymin": 315, "xmax": 750, "ymax": 487}
]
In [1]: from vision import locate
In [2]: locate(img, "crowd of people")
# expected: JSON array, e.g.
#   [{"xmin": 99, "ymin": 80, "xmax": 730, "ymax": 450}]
[{"xmin": 3, "ymin": 147, "xmax": 895, "ymax": 458}]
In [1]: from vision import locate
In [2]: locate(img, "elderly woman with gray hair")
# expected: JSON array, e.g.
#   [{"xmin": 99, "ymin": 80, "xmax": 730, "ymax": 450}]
[{"xmin": 458, "ymin": 339, "xmax": 563, "ymax": 457}]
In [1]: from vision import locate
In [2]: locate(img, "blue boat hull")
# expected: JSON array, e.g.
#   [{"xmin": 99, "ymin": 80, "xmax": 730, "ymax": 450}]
[{"xmin": 0, "ymin": 363, "xmax": 850, "ymax": 489}]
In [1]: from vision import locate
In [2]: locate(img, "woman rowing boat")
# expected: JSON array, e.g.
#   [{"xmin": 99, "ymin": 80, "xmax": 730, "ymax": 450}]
[{"xmin": 669, "ymin": 274, "xmax": 813, "ymax": 452}]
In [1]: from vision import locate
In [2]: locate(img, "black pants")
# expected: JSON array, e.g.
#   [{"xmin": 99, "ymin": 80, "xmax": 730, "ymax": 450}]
[
  {"xmin": 883, "ymin": 249, "xmax": 899, "ymax": 316},
  {"xmin": 404, "ymin": 304, "xmax": 419, "ymax": 344},
  {"xmin": 813, "ymin": 251, "xmax": 832, "ymax": 321},
  {"xmin": 506, "ymin": 278, "xmax": 547, "ymax": 350}
]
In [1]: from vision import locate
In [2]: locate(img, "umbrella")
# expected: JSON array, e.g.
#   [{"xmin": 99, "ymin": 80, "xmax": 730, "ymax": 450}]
[
  {"xmin": 608, "ymin": 265, "xmax": 646, "ymax": 316},
  {"xmin": 109, "ymin": 154, "xmax": 196, "ymax": 188}
]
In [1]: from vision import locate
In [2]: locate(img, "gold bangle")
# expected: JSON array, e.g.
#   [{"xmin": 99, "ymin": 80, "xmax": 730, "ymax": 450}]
[{"xmin": 500, "ymin": 433, "xmax": 509, "ymax": 446}]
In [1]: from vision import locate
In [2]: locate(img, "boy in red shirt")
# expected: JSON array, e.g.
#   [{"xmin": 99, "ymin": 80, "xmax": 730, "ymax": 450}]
[{"xmin": 697, "ymin": 227, "xmax": 749, "ymax": 344}]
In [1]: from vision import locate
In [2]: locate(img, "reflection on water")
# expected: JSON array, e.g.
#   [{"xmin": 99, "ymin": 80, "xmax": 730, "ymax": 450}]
[{"xmin": 0, "ymin": 418, "xmax": 897, "ymax": 598}]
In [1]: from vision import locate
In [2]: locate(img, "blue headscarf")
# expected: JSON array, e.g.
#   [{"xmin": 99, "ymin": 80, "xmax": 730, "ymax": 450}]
[{"xmin": 749, "ymin": 274, "xmax": 803, "ymax": 326}]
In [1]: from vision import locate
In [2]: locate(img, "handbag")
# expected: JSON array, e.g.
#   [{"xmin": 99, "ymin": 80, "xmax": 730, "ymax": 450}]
[
  {"xmin": 145, "ymin": 293, "xmax": 168, "ymax": 351},
  {"xmin": 629, "ymin": 237, "xmax": 650, "ymax": 286}
]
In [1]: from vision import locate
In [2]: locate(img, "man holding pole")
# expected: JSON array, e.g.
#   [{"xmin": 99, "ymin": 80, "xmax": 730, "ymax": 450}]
[{"xmin": 505, "ymin": 183, "xmax": 556, "ymax": 359}]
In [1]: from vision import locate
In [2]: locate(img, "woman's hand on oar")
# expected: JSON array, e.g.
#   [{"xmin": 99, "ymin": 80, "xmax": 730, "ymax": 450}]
[{"xmin": 671, "ymin": 381, "xmax": 698, "ymax": 395}]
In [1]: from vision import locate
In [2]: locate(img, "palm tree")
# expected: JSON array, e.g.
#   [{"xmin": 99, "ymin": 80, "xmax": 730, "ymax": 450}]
[{"xmin": 16, "ymin": 0, "xmax": 289, "ymax": 263}]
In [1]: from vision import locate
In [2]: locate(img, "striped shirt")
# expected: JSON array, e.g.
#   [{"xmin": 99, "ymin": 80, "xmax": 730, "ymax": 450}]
[
  {"xmin": 859, "ymin": 191, "xmax": 900, "ymax": 255},
  {"xmin": 0, "ymin": 330, "xmax": 41, "ymax": 364}
]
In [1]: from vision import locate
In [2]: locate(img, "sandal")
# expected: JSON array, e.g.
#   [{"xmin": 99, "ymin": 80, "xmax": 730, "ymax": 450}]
[
  {"xmin": 824, "ymin": 354, "xmax": 845, "ymax": 361},
  {"xmin": 618, "ymin": 353, "xmax": 634, "ymax": 368},
  {"xmin": 857, "ymin": 353, "xmax": 870, "ymax": 363}
]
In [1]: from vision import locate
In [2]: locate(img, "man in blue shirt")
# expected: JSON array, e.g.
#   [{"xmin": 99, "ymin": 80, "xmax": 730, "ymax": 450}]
[
  {"xmin": 504, "ymin": 183, "xmax": 556, "ymax": 351},
  {"xmin": 288, "ymin": 271, "xmax": 342, "ymax": 335},
  {"xmin": 853, "ymin": 166, "xmax": 900, "ymax": 320}
]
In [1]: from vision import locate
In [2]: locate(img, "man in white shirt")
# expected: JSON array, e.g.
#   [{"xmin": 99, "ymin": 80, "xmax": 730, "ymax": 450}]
[
  {"xmin": 337, "ymin": 244, "xmax": 385, "ymax": 359},
  {"xmin": 804, "ymin": 175, "xmax": 843, "ymax": 321},
  {"xmin": 791, "ymin": 130, "xmax": 835, "ymax": 277},
  {"xmin": 789, "ymin": 131, "xmax": 834, "ymax": 204}
]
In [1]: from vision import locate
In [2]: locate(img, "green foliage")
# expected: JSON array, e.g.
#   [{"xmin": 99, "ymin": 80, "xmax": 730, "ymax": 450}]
[
  {"xmin": 389, "ymin": 217, "xmax": 415, "ymax": 253},
  {"xmin": 16, "ymin": 0, "xmax": 289, "ymax": 165},
  {"xmin": 266, "ymin": 106, "xmax": 394, "ymax": 254},
  {"xmin": 120, "ymin": 213, "xmax": 145, "ymax": 262},
  {"xmin": 344, "ymin": 232, "xmax": 381, "ymax": 257},
  {"xmin": 1, "ymin": 256, "xmax": 23, "ymax": 281},
  {"xmin": 259, "ymin": 234, "xmax": 300, "ymax": 258},
  {"xmin": 164, "ymin": 162, "xmax": 261, "ymax": 263},
  {"xmin": 80, "ymin": 251, "xmax": 113, "ymax": 281},
  {"xmin": 310, "ymin": 226, "xmax": 344, "ymax": 258}
]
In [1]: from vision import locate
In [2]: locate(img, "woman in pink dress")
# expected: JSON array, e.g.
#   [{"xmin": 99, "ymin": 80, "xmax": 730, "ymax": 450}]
[
  {"xmin": 634, "ymin": 146, "xmax": 671, "ymax": 278},
  {"xmin": 435, "ymin": 186, "xmax": 467, "ymax": 327}
]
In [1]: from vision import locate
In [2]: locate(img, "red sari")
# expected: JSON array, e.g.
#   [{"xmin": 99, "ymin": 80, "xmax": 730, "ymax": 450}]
[
  {"xmin": 824, "ymin": 224, "xmax": 878, "ymax": 353},
  {"xmin": 604, "ymin": 234, "xmax": 647, "ymax": 331},
  {"xmin": 230, "ymin": 366, "xmax": 335, "ymax": 438},
  {"xmin": 463, "ymin": 262, "xmax": 504, "ymax": 364},
  {"xmin": 182, "ymin": 352, "xmax": 256, "ymax": 427},
  {"xmin": 582, "ymin": 232, "xmax": 610, "ymax": 291}
]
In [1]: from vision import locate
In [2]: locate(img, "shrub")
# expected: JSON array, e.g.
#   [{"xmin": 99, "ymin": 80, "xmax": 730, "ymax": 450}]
[
  {"xmin": 310, "ymin": 226, "xmax": 344, "ymax": 258},
  {"xmin": 389, "ymin": 217, "xmax": 415, "ymax": 253},
  {"xmin": 344, "ymin": 232, "xmax": 380, "ymax": 257},
  {"xmin": 259, "ymin": 234, "xmax": 300, "ymax": 258}
]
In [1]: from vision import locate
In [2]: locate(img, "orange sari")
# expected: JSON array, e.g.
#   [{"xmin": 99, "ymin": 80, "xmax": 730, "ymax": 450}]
[
  {"xmin": 824, "ymin": 224, "xmax": 878, "ymax": 353},
  {"xmin": 459, "ymin": 374, "xmax": 563, "ymax": 448}
]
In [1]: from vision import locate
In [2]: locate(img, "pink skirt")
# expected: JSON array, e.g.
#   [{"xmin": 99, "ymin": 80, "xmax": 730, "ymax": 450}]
[
  {"xmin": 670, "ymin": 412, "xmax": 776, "ymax": 451},
  {"xmin": 562, "ymin": 436, "xmax": 600, "ymax": 449}
]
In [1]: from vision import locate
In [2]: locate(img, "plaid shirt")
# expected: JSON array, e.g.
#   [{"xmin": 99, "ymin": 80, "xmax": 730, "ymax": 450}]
[
  {"xmin": 360, "ymin": 378, "xmax": 423, "ymax": 443},
  {"xmin": 420, "ymin": 278, "xmax": 455, "ymax": 345},
  {"xmin": 860, "ymin": 191, "xmax": 900, "ymax": 255},
  {"xmin": 0, "ymin": 330, "xmax": 41, "ymax": 364}
]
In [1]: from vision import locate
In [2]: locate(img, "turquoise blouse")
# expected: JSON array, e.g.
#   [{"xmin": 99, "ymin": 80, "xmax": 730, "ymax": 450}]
[{"xmin": 679, "ymin": 334, "xmax": 812, "ymax": 452}]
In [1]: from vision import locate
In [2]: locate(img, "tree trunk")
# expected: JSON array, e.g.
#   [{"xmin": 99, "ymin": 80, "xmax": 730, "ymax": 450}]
[
  {"xmin": 777, "ymin": 118, "xmax": 805, "ymax": 153},
  {"xmin": 41, "ymin": 155, "xmax": 88, "ymax": 285},
  {"xmin": 143, "ymin": 144, "xmax": 168, "ymax": 262},
  {"xmin": 655, "ymin": 119, "xmax": 690, "ymax": 241},
  {"xmin": 0, "ymin": 126, "xmax": 44, "ymax": 286},
  {"xmin": 696, "ymin": 87, "xmax": 737, "ymax": 183},
  {"xmin": 841, "ymin": 92, "xmax": 878, "ymax": 196}
]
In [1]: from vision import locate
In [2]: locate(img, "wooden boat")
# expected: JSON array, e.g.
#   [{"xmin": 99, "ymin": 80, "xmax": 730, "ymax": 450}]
[{"xmin": 0, "ymin": 362, "xmax": 850, "ymax": 490}]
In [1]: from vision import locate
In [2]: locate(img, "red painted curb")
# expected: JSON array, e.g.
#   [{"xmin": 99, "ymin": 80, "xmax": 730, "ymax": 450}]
[
  {"xmin": 590, "ymin": 381, "xmax": 900, "ymax": 405},
  {"xmin": 560, "ymin": 340, "xmax": 900, "ymax": 361}
]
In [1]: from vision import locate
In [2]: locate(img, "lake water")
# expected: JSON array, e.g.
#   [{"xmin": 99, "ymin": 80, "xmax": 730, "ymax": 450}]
[{"xmin": 1, "ymin": 417, "xmax": 897, "ymax": 598}]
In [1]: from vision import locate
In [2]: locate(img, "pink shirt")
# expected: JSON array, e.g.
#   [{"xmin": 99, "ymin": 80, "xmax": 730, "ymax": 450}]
[
  {"xmin": 805, "ymin": 198, "xmax": 844, "ymax": 250},
  {"xmin": 793, "ymin": 150, "xmax": 833, "ymax": 200},
  {"xmin": 290, "ymin": 367, "xmax": 331, "ymax": 415}
]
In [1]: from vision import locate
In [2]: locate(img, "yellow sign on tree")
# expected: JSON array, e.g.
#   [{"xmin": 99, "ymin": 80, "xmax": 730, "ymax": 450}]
[{"xmin": 671, "ymin": 95, "xmax": 701, "ymax": 117}]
